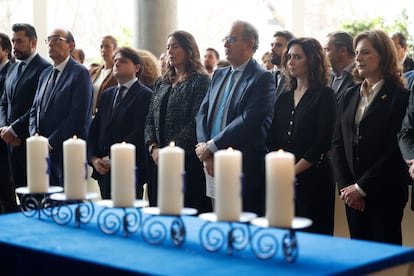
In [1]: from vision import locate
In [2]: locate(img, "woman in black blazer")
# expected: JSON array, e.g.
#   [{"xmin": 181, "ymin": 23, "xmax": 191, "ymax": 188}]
[
  {"xmin": 266, "ymin": 37, "xmax": 336, "ymax": 235},
  {"xmin": 332, "ymin": 30, "xmax": 410, "ymax": 245}
]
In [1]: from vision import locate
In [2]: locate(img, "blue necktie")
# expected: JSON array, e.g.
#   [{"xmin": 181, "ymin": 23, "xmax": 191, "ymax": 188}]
[
  {"xmin": 41, "ymin": 69, "xmax": 59, "ymax": 109},
  {"xmin": 211, "ymin": 69, "xmax": 238, "ymax": 137}
]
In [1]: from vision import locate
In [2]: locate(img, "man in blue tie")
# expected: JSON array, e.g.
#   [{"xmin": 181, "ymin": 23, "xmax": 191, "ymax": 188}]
[
  {"xmin": 0, "ymin": 24, "xmax": 50, "ymax": 209},
  {"xmin": 195, "ymin": 20, "xmax": 275, "ymax": 216},
  {"xmin": 29, "ymin": 28, "xmax": 92, "ymax": 187}
]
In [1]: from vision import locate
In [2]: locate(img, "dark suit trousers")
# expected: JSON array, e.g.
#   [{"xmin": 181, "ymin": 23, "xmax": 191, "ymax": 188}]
[
  {"xmin": 8, "ymin": 142, "xmax": 27, "ymax": 188},
  {"xmin": 97, "ymin": 172, "xmax": 143, "ymax": 201},
  {"xmin": 0, "ymin": 140, "xmax": 18, "ymax": 213},
  {"xmin": 345, "ymin": 200, "xmax": 404, "ymax": 245}
]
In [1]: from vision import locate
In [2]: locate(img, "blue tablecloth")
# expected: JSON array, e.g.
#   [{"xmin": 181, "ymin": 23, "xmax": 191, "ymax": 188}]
[{"xmin": 0, "ymin": 203, "xmax": 413, "ymax": 275}]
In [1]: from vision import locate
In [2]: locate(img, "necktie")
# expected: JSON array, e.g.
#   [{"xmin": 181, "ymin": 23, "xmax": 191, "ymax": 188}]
[
  {"xmin": 41, "ymin": 69, "xmax": 59, "ymax": 109},
  {"xmin": 211, "ymin": 70, "xmax": 238, "ymax": 137},
  {"xmin": 274, "ymin": 70, "xmax": 280, "ymax": 89},
  {"xmin": 12, "ymin": 61, "xmax": 25, "ymax": 93},
  {"xmin": 112, "ymin": 86, "xmax": 127, "ymax": 109}
]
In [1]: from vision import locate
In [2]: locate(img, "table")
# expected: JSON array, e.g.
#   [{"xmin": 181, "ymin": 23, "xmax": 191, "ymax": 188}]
[{"xmin": 0, "ymin": 204, "xmax": 413, "ymax": 275}]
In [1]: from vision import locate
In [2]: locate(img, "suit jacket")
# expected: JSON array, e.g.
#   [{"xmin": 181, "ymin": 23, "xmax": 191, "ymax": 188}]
[
  {"xmin": 29, "ymin": 57, "xmax": 92, "ymax": 186},
  {"xmin": 0, "ymin": 61, "xmax": 11, "ymax": 93},
  {"xmin": 0, "ymin": 54, "xmax": 51, "ymax": 137},
  {"xmin": 88, "ymin": 80, "xmax": 152, "ymax": 186},
  {"xmin": 330, "ymin": 65, "xmax": 356, "ymax": 104},
  {"xmin": 403, "ymin": 56, "xmax": 414, "ymax": 73},
  {"xmin": 333, "ymin": 81, "xmax": 410, "ymax": 205},
  {"xmin": 90, "ymin": 64, "xmax": 117, "ymax": 114},
  {"xmin": 196, "ymin": 58, "xmax": 275, "ymax": 197},
  {"xmin": 145, "ymin": 73, "xmax": 210, "ymax": 151},
  {"xmin": 274, "ymin": 70, "xmax": 287, "ymax": 100}
]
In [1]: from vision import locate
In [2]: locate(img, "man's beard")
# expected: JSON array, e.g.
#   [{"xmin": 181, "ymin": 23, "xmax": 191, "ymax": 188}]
[
  {"xmin": 271, "ymin": 54, "xmax": 281, "ymax": 66},
  {"xmin": 205, "ymin": 64, "xmax": 213, "ymax": 71}
]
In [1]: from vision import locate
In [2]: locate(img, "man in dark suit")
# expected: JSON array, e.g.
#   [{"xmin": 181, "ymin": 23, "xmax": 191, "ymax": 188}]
[
  {"xmin": 195, "ymin": 21, "xmax": 275, "ymax": 216},
  {"xmin": 29, "ymin": 28, "xmax": 92, "ymax": 187},
  {"xmin": 0, "ymin": 24, "xmax": 50, "ymax": 208},
  {"xmin": 324, "ymin": 31, "xmax": 356, "ymax": 103},
  {"xmin": 269, "ymin": 30, "xmax": 295, "ymax": 100},
  {"xmin": 391, "ymin": 32, "xmax": 414, "ymax": 73},
  {"xmin": 87, "ymin": 47, "xmax": 152, "ymax": 199},
  {"xmin": 0, "ymin": 32, "xmax": 17, "ymax": 213}
]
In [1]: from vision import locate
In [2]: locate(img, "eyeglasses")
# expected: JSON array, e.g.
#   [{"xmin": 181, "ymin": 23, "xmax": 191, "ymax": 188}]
[
  {"xmin": 222, "ymin": 36, "xmax": 244, "ymax": 44},
  {"xmin": 45, "ymin": 36, "xmax": 67, "ymax": 44},
  {"xmin": 271, "ymin": 42, "xmax": 284, "ymax": 48}
]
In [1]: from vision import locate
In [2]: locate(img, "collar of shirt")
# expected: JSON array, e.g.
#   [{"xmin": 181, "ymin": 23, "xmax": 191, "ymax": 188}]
[
  {"xmin": 117, "ymin": 78, "xmax": 138, "ymax": 98},
  {"xmin": 54, "ymin": 56, "xmax": 70, "ymax": 73},
  {"xmin": 333, "ymin": 62, "xmax": 355, "ymax": 78},
  {"xmin": 118, "ymin": 77, "xmax": 137, "ymax": 91},
  {"xmin": 231, "ymin": 58, "xmax": 250, "ymax": 74},
  {"xmin": 359, "ymin": 79, "xmax": 384, "ymax": 100}
]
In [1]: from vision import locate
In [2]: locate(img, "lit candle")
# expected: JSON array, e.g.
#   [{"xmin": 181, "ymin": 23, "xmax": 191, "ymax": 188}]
[
  {"xmin": 111, "ymin": 142, "xmax": 136, "ymax": 207},
  {"xmin": 26, "ymin": 134, "xmax": 49, "ymax": 193},
  {"xmin": 214, "ymin": 148, "xmax": 242, "ymax": 221},
  {"xmin": 265, "ymin": 149, "xmax": 295, "ymax": 227},
  {"xmin": 158, "ymin": 142, "xmax": 184, "ymax": 215},
  {"xmin": 63, "ymin": 135, "xmax": 87, "ymax": 199}
]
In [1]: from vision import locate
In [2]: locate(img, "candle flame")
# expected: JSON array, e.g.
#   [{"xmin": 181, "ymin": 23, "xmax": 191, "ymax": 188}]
[
  {"xmin": 227, "ymin": 147, "xmax": 233, "ymax": 151},
  {"xmin": 73, "ymin": 135, "xmax": 78, "ymax": 139},
  {"xmin": 35, "ymin": 133, "xmax": 39, "ymax": 137},
  {"xmin": 122, "ymin": 141, "xmax": 126, "ymax": 144},
  {"xmin": 169, "ymin": 141, "xmax": 175, "ymax": 147},
  {"xmin": 277, "ymin": 149, "xmax": 284, "ymax": 153}
]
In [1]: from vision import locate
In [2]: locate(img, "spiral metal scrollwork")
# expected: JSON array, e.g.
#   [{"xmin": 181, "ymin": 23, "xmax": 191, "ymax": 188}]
[
  {"xmin": 170, "ymin": 218, "xmax": 185, "ymax": 246},
  {"xmin": 199, "ymin": 222, "xmax": 250, "ymax": 255},
  {"xmin": 52, "ymin": 200, "xmax": 95, "ymax": 227},
  {"xmin": 141, "ymin": 216, "xmax": 167, "ymax": 245},
  {"xmin": 282, "ymin": 230, "xmax": 298, "ymax": 262},
  {"xmin": 251, "ymin": 228, "xmax": 279, "ymax": 259}
]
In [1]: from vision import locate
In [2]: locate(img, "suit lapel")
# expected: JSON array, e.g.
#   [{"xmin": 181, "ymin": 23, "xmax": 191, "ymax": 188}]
[
  {"xmin": 207, "ymin": 67, "xmax": 231, "ymax": 123},
  {"xmin": 360, "ymin": 85, "xmax": 389, "ymax": 123},
  {"xmin": 226, "ymin": 60, "xmax": 255, "ymax": 122}
]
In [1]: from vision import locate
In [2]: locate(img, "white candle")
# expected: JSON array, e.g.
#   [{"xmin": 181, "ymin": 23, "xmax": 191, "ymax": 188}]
[
  {"xmin": 265, "ymin": 149, "xmax": 295, "ymax": 227},
  {"xmin": 111, "ymin": 142, "xmax": 136, "ymax": 207},
  {"xmin": 63, "ymin": 136, "xmax": 87, "ymax": 199},
  {"xmin": 214, "ymin": 148, "xmax": 242, "ymax": 221},
  {"xmin": 26, "ymin": 134, "xmax": 49, "ymax": 193},
  {"xmin": 158, "ymin": 142, "xmax": 184, "ymax": 215}
]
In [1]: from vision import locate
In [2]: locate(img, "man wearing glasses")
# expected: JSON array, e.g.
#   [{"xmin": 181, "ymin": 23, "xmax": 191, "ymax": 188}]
[
  {"xmin": 0, "ymin": 23, "xmax": 50, "ymax": 211},
  {"xmin": 196, "ymin": 20, "xmax": 275, "ymax": 216},
  {"xmin": 29, "ymin": 28, "xmax": 92, "ymax": 187}
]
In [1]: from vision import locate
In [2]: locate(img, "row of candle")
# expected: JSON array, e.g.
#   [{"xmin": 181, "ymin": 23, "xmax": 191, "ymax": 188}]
[
  {"xmin": 27, "ymin": 135, "xmax": 295, "ymax": 227},
  {"xmin": 26, "ymin": 135, "xmax": 136, "ymax": 207}
]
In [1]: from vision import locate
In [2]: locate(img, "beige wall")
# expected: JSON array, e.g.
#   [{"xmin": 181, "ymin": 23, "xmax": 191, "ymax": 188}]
[{"xmin": 334, "ymin": 187, "xmax": 414, "ymax": 247}]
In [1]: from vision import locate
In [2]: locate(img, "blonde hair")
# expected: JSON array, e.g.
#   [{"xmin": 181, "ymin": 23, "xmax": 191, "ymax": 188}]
[{"xmin": 137, "ymin": 49, "xmax": 161, "ymax": 87}]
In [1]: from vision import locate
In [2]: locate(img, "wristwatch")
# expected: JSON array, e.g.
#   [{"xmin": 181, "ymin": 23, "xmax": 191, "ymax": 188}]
[{"xmin": 148, "ymin": 143, "xmax": 157, "ymax": 155}]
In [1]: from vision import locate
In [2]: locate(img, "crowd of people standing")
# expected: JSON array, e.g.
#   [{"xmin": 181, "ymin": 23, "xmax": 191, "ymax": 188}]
[{"xmin": 1, "ymin": 21, "xmax": 414, "ymax": 246}]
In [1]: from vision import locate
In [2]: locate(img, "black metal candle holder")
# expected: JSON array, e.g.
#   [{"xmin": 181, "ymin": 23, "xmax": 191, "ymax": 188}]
[
  {"xmin": 198, "ymin": 212, "xmax": 257, "ymax": 256},
  {"xmin": 141, "ymin": 207, "xmax": 197, "ymax": 247},
  {"xmin": 96, "ymin": 199, "xmax": 148, "ymax": 237},
  {"xmin": 49, "ymin": 192, "xmax": 99, "ymax": 227},
  {"xmin": 15, "ymin": 186, "xmax": 63, "ymax": 219},
  {"xmin": 250, "ymin": 217, "xmax": 312, "ymax": 262}
]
